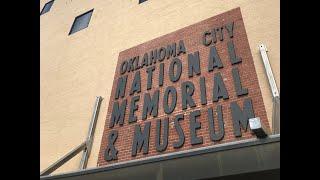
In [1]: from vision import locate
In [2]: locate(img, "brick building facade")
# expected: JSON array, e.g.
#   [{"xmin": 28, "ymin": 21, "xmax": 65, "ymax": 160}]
[
  {"xmin": 98, "ymin": 8, "xmax": 270, "ymax": 166},
  {"xmin": 40, "ymin": 0, "xmax": 279, "ymax": 179}
]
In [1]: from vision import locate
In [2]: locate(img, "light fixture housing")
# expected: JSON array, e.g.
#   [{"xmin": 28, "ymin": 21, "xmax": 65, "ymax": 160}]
[{"xmin": 249, "ymin": 117, "xmax": 268, "ymax": 138}]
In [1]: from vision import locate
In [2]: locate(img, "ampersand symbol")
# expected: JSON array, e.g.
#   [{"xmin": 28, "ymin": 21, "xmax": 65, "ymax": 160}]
[{"xmin": 104, "ymin": 130, "xmax": 119, "ymax": 161}]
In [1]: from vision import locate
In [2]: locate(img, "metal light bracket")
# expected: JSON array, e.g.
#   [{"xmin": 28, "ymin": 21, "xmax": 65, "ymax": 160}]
[{"xmin": 259, "ymin": 44, "xmax": 280, "ymax": 134}]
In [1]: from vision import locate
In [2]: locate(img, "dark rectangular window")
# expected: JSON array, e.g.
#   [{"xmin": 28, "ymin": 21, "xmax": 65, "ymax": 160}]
[
  {"xmin": 69, "ymin": 9, "xmax": 94, "ymax": 35},
  {"xmin": 40, "ymin": 0, "xmax": 54, "ymax": 15},
  {"xmin": 139, "ymin": 0, "xmax": 148, "ymax": 4}
]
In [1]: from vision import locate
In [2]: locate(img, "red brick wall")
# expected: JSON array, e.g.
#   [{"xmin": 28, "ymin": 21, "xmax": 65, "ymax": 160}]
[{"xmin": 97, "ymin": 7, "xmax": 269, "ymax": 166}]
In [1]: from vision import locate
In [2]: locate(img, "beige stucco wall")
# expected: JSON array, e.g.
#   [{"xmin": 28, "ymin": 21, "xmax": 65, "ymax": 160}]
[{"xmin": 40, "ymin": 0, "xmax": 279, "ymax": 175}]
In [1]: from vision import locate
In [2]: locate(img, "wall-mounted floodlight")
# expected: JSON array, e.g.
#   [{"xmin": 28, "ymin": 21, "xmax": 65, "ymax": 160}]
[{"xmin": 249, "ymin": 117, "xmax": 268, "ymax": 138}]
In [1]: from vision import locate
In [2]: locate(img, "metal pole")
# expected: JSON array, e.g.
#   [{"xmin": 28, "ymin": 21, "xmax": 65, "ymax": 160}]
[
  {"xmin": 272, "ymin": 96, "xmax": 280, "ymax": 134},
  {"xmin": 259, "ymin": 44, "xmax": 280, "ymax": 134},
  {"xmin": 79, "ymin": 96, "xmax": 103, "ymax": 170},
  {"xmin": 40, "ymin": 142, "xmax": 87, "ymax": 176}
]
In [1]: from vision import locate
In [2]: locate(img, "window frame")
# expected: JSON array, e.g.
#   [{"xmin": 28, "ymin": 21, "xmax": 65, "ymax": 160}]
[
  {"xmin": 68, "ymin": 9, "xmax": 94, "ymax": 35},
  {"xmin": 40, "ymin": 0, "xmax": 54, "ymax": 15},
  {"xmin": 139, "ymin": 0, "xmax": 148, "ymax": 4}
]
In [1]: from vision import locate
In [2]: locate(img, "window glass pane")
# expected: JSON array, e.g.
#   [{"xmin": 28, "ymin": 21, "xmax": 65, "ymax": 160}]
[
  {"xmin": 41, "ymin": 0, "xmax": 54, "ymax": 15},
  {"xmin": 69, "ymin": 10, "xmax": 93, "ymax": 35},
  {"xmin": 139, "ymin": 0, "xmax": 148, "ymax": 4}
]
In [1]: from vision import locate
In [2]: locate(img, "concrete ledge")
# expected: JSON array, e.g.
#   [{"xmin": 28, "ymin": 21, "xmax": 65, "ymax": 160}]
[{"xmin": 41, "ymin": 134, "xmax": 280, "ymax": 180}]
